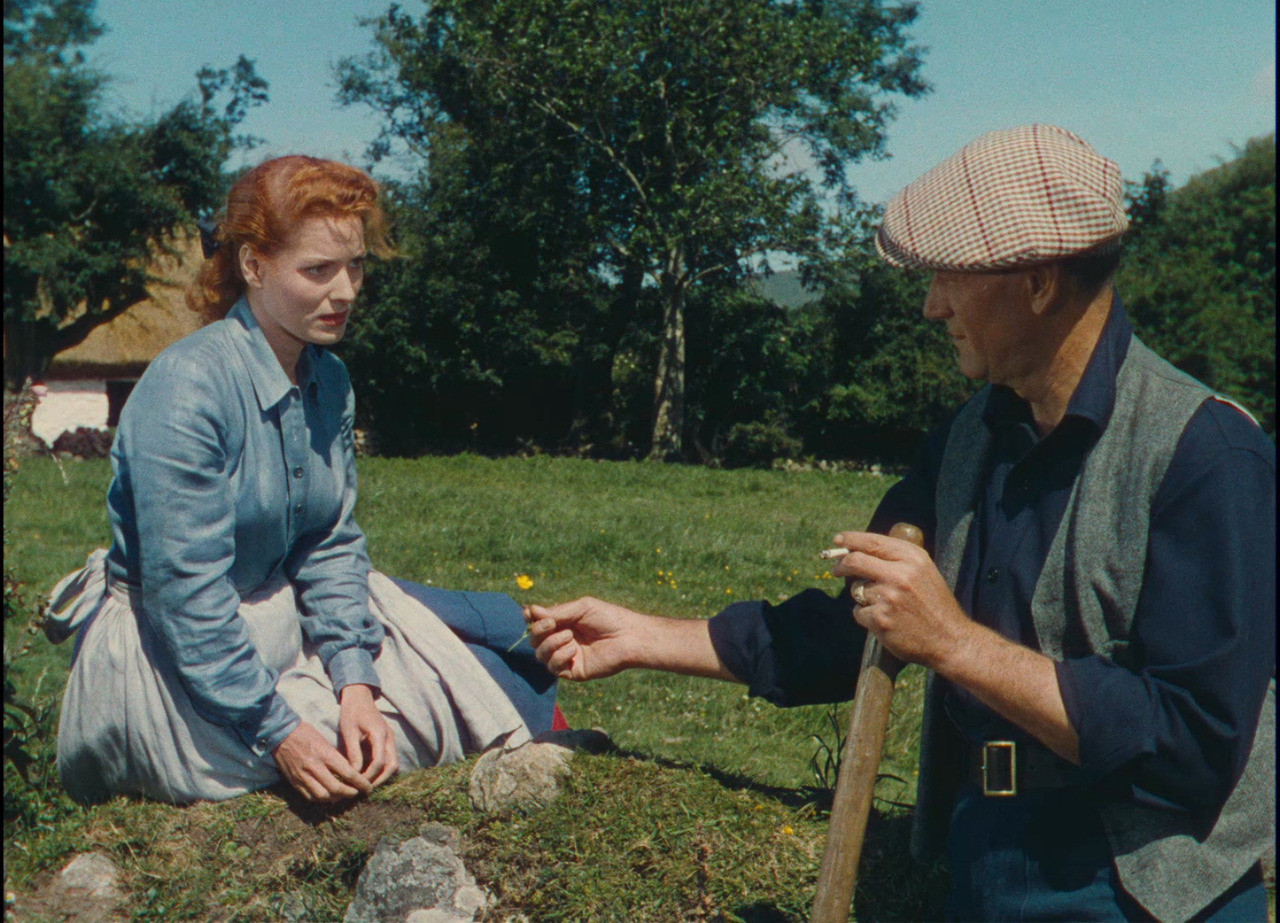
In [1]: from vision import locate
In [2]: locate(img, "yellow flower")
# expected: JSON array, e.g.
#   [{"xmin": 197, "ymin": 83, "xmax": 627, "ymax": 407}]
[
  {"xmin": 781, "ymin": 825, "xmax": 794, "ymax": 835},
  {"xmin": 515, "ymin": 574, "xmax": 534, "ymax": 590}
]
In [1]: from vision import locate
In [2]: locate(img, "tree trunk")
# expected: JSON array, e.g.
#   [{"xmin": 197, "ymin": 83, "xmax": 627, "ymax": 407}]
[
  {"xmin": 3, "ymin": 319, "xmax": 56, "ymax": 390},
  {"xmin": 648, "ymin": 249, "xmax": 687, "ymax": 461},
  {"xmin": 569, "ymin": 259, "xmax": 643, "ymax": 448}
]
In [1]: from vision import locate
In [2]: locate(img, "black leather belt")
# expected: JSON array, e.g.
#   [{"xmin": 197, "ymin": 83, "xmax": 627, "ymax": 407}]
[{"xmin": 965, "ymin": 740, "xmax": 1083, "ymax": 797}]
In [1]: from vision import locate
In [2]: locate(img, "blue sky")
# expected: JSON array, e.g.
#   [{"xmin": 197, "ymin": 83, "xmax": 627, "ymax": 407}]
[{"xmin": 88, "ymin": 0, "xmax": 1275, "ymax": 205}]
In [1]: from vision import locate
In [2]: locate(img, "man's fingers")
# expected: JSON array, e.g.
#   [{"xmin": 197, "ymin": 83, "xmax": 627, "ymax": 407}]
[
  {"xmin": 527, "ymin": 597, "xmax": 595, "ymax": 625},
  {"xmin": 534, "ymin": 627, "xmax": 578, "ymax": 662},
  {"xmin": 545, "ymin": 639, "xmax": 581, "ymax": 676},
  {"xmin": 526, "ymin": 617, "xmax": 557, "ymax": 642},
  {"xmin": 830, "ymin": 549, "xmax": 895, "ymax": 582},
  {"xmin": 833, "ymin": 531, "xmax": 922, "ymax": 562}
]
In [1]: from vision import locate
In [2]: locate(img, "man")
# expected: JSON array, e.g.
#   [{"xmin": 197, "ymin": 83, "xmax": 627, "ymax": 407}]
[{"xmin": 528, "ymin": 125, "xmax": 1275, "ymax": 920}]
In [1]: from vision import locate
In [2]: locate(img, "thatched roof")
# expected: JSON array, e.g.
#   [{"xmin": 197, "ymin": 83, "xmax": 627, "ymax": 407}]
[{"xmin": 48, "ymin": 237, "xmax": 208, "ymax": 380}]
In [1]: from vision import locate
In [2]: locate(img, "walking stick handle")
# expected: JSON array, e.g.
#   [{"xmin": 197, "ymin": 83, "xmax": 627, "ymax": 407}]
[{"xmin": 810, "ymin": 522, "xmax": 924, "ymax": 923}]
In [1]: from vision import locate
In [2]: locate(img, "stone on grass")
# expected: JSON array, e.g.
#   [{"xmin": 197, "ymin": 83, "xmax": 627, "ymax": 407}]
[
  {"xmin": 344, "ymin": 831, "xmax": 486, "ymax": 923},
  {"xmin": 468, "ymin": 729, "xmax": 611, "ymax": 816},
  {"xmin": 57, "ymin": 852, "xmax": 124, "ymax": 902},
  {"xmin": 11, "ymin": 852, "xmax": 130, "ymax": 923}
]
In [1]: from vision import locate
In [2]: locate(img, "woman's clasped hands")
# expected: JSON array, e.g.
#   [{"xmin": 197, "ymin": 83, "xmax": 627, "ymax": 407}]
[{"xmin": 272, "ymin": 683, "xmax": 399, "ymax": 803}]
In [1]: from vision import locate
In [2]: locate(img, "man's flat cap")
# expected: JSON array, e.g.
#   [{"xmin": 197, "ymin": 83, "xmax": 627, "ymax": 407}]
[{"xmin": 876, "ymin": 124, "xmax": 1128, "ymax": 272}]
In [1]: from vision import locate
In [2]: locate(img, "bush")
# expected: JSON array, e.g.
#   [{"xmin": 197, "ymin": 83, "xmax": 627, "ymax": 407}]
[
  {"xmin": 4, "ymin": 382, "xmax": 77, "ymax": 833},
  {"xmin": 721, "ymin": 418, "xmax": 803, "ymax": 469}
]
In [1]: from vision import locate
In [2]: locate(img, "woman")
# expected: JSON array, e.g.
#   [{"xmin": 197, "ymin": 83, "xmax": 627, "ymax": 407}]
[{"xmin": 45, "ymin": 155, "xmax": 562, "ymax": 805}]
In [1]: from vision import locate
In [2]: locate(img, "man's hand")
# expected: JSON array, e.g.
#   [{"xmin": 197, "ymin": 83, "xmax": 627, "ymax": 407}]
[
  {"xmin": 829, "ymin": 530, "xmax": 976, "ymax": 670},
  {"xmin": 525, "ymin": 597, "xmax": 641, "ymax": 681},
  {"xmin": 526, "ymin": 596, "xmax": 741, "ymax": 684},
  {"xmin": 338, "ymin": 683, "xmax": 399, "ymax": 787},
  {"xmin": 272, "ymin": 720, "xmax": 373, "ymax": 803},
  {"xmin": 830, "ymin": 530, "xmax": 1081, "ymax": 763}
]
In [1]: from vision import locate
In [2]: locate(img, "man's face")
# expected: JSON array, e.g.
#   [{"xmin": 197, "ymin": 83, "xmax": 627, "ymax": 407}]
[{"xmin": 923, "ymin": 270, "xmax": 1036, "ymax": 385}]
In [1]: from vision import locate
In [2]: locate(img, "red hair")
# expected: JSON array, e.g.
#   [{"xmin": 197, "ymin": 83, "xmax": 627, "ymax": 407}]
[{"xmin": 187, "ymin": 155, "xmax": 393, "ymax": 321}]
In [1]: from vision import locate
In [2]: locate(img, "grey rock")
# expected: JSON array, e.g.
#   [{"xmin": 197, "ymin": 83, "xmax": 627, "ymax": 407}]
[
  {"xmin": 417, "ymin": 822, "xmax": 462, "ymax": 852},
  {"xmin": 468, "ymin": 741, "xmax": 572, "ymax": 815},
  {"xmin": 56, "ymin": 852, "xmax": 124, "ymax": 902},
  {"xmin": 404, "ymin": 910, "xmax": 471, "ymax": 923},
  {"xmin": 344, "ymin": 833, "xmax": 487, "ymax": 923},
  {"xmin": 468, "ymin": 727, "xmax": 615, "ymax": 817}
]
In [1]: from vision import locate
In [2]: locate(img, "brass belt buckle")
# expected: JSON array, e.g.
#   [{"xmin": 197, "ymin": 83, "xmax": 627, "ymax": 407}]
[{"xmin": 982, "ymin": 740, "xmax": 1017, "ymax": 797}]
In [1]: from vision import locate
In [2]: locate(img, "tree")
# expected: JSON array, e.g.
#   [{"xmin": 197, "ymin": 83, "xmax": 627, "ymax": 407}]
[
  {"xmin": 1119, "ymin": 135, "xmax": 1276, "ymax": 435},
  {"xmin": 339, "ymin": 0, "xmax": 927, "ymax": 459},
  {"xmin": 3, "ymin": 0, "xmax": 268, "ymax": 387}
]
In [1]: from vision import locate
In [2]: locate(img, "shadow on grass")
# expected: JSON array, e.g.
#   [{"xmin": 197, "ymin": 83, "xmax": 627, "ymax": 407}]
[
  {"xmin": 615, "ymin": 744, "xmax": 951, "ymax": 921},
  {"xmin": 615, "ymin": 743, "xmax": 830, "ymax": 810}
]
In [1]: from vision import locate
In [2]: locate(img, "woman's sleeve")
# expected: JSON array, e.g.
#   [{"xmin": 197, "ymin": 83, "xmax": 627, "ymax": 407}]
[
  {"xmin": 285, "ymin": 365, "xmax": 384, "ymax": 694},
  {"xmin": 127, "ymin": 352, "xmax": 300, "ymax": 757}
]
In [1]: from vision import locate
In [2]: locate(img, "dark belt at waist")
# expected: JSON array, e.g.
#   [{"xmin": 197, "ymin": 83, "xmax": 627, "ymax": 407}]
[{"xmin": 965, "ymin": 740, "xmax": 1085, "ymax": 797}]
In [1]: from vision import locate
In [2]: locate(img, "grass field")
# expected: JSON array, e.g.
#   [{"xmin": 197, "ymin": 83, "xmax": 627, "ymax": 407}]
[
  {"xmin": 7, "ymin": 454, "xmax": 1275, "ymax": 921},
  {"xmin": 5, "ymin": 454, "xmax": 925, "ymax": 795},
  {"xmin": 0, "ymin": 454, "xmax": 933, "ymax": 919}
]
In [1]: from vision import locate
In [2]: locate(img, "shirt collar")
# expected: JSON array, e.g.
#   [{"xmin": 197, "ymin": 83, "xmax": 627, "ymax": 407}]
[
  {"xmin": 226, "ymin": 299, "xmax": 319, "ymax": 411},
  {"xmin": 983, "ymin": 291, "xmax": 1133, "ymax": 436}
]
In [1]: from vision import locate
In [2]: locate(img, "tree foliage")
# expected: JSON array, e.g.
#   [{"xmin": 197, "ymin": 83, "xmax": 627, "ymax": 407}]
[
  {"xmin": 3, "ymin": 0, "xmax": 268, "ymax": 386},
  {"xmin": 1119, "ymin": 134, "xmax": 1275, "ymax": 434},
  {"xmin": 339, "ymin": 0, "xmax": 927, "ymax": 458}
]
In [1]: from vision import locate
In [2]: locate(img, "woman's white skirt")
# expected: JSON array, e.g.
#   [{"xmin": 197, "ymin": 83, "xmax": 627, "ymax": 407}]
[{"xmin": 49, "ymin": 550, "xmax": 531, "ymax": 804}]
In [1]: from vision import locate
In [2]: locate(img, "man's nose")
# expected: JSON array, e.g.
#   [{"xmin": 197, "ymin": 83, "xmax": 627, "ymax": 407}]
[{"xmin": 922, "ymin": 276, "xmax": 949, "ymax": 320}]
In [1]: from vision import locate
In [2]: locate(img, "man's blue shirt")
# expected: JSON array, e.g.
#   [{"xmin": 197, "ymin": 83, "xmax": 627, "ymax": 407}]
[
  {"xmin": 709, "ymin": 296, "xmax": 1276, "ymax": 813},
  {"xmin": 105, "ymin": 299, "xmax": 384, "ymax": 756}
]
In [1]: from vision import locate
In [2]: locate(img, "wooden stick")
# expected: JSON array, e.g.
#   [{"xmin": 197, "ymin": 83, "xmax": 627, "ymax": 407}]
[{"xmin": 811, "ymin": 522, "xmax": 924, "ymax": 923}]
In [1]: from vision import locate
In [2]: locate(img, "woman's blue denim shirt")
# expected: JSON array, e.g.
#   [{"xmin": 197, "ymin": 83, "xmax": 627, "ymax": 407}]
[{"xmin": 105, "ymin": 298, "xmax": 384, "ymax": 757}]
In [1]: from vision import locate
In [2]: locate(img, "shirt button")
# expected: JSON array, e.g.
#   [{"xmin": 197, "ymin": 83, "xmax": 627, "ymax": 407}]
[
  {"xmin": 292, "ymin": 467, "xmax": 304, "ymax": 479},
  {"xmin": 985, "ymin": 567, "xmax": 1001, "ymax": 583}
]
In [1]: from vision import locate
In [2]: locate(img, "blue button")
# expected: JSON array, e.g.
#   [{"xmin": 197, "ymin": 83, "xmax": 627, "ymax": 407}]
[{"xmin": 292, "ymin": 467, "xmax": 304, "ymax": 478}]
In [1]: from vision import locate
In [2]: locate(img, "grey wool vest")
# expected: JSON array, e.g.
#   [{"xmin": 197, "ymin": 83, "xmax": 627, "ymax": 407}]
[{"xmin": 910, "ymin": 337, "xmax": 1275, "ymax": 921}]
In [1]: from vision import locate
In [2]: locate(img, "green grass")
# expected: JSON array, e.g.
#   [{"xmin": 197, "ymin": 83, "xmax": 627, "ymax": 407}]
[{"xmin": 4, "ymin": 454, "xmax": 944, "ymax": 920}]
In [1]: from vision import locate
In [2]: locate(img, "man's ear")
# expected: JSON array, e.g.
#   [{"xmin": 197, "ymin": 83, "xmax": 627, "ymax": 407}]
[
  {"xmin": 1026, "ymin": 263, "xmax": 1064, "ymax": 316},
  {"xmin": 240, "ymin": 244, "xmax": 264, "ymax": 289}
]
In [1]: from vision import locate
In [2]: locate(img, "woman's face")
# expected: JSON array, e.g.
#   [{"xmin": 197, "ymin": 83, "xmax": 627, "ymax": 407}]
[{"xmin": 241, "ymin": 215, "xmax": 366, "ymax": 371}]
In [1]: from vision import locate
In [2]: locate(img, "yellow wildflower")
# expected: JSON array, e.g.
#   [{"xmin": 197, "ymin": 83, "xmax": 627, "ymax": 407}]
[{"xmin": 515, "ymin": 574, "xmax": 534, "ymax": 590}]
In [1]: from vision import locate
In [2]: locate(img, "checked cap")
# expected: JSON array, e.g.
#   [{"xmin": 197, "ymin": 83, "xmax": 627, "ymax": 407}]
[{"xmin": 876, "ymin": 124, "xmax": 1129, "ymax": 272}]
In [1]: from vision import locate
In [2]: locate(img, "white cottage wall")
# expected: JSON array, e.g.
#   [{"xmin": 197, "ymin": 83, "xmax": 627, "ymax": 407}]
[{"xmin": 31, "ymin": 380, "xmax": 109, "ymax": 446}]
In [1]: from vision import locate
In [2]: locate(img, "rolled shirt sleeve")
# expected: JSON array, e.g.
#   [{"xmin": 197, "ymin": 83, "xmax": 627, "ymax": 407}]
[
  {"xmin": 1056, "ymin": 402, "xmax": 1277, "ymax": 812},
  {"xmin": 121, "ymin": 352, "xmax": 300, "ymax": 756},
  {"xmin": 707, "ymin": 435, "xmax": 945, "ymax": 707}
]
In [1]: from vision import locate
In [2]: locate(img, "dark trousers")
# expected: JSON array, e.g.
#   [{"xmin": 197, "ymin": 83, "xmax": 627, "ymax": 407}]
[
  {"xmin": 389, "ymin": 578, "xmax": 558, "ymax": 736},
  {"xmin": 946, "ymin": 783, "xmax": 1268, "ymax": 921}
]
